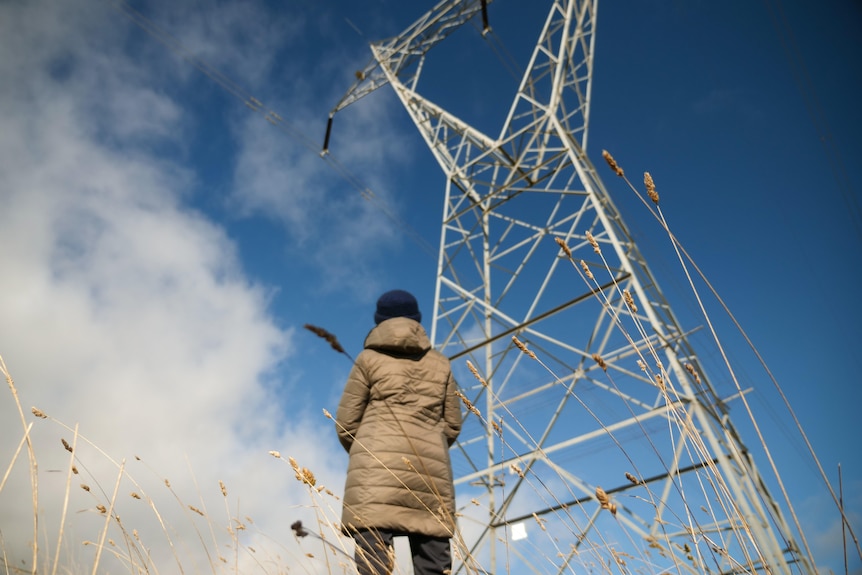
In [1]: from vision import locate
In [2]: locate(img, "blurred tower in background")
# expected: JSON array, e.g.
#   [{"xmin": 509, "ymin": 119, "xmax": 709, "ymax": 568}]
[{"xmin": 328, "ymin": 1, "xmax": 814, "ymax": 573}]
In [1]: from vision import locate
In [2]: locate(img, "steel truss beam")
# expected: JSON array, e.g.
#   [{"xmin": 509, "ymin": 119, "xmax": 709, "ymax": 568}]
[{"xmin": 331, "ymin": 1, "xmax": 813, "ymax": 574}]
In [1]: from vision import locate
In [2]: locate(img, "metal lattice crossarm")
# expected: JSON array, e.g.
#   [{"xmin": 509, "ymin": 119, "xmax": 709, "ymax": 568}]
[
  {"xmin": 324, "ymin": 0, "xmax": 493, "ymax": 152},
  {"xmin": 331, "ymin": 1, "xmax": 815, "ymax": 574}
]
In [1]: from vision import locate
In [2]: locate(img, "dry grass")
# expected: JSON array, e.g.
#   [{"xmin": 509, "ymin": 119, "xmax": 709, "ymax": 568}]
[
  {"xmin": 1, "ymin": 360, "xmax": 339, "ymax": 574},
  {"xmin": 2, "ymin": 156, "xmax": 860, "ymax": 574}
]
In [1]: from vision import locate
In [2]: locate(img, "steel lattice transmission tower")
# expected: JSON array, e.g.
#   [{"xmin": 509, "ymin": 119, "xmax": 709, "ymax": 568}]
[{"xmin": 328, "ymin": 1, "xmax": 814, "ymax": 574}]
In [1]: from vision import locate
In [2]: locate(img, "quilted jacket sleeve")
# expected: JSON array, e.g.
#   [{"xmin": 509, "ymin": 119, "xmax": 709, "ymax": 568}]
[
  {"xmin": 335, "ymin": 358, "xmax": 370, "ymax": 452},
  {"xmin": 442, "ymin": 371, "xmax": 462, "ymax": 446}
]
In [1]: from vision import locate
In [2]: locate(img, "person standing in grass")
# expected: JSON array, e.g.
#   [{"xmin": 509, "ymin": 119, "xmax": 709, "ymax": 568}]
[{"xmin": 335, "ymin": 289, "xmax": 462, "ymax": 575}]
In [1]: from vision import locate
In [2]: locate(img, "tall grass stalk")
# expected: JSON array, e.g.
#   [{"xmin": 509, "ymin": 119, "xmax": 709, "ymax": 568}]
[
  {"xmin": 2, "ymin": 354, "xmax": 40, "ymax": 573},
  {"xmin": 5, "ymin": 141, "xmax": 862, "ymax": 573},
  {"xmin": 91, "ymin": 459, "xmax": 125, "ymax": 575},
  {"xmin": 616, "ymin": 153, "xmax": 862, "ymax": 564},
  {"xmin": 51, "ymin": 424, "xmax": 78, "ymax": 575},
  {"xmin": 603, "ymin": 152, "xmax": 853, "ymax": 568}
]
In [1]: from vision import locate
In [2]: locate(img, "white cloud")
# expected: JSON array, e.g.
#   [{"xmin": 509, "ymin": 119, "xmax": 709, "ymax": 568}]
[
  {"xmin": 0, "ymin": 0, "xmax": 349, "ymax": 571},
  {"xmin": 152, "ymin": 0, "xmax": 301, "ymax": 89},
  {"xmin": 228, "ymin": 81, "xmax": 417, "ymax": 297}
]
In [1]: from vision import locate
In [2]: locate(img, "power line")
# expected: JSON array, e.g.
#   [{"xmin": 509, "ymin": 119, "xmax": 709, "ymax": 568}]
[
  {"xmin": 469, "ymin": 18, "xmax": 522, "ymax": 84},
  {"xmin": 108, "ymin": 0, "xmax": 437, "ymax": 258}
]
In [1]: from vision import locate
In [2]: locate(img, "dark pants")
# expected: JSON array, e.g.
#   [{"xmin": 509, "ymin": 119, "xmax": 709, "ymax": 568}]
[{"xmin": 354, "ymin": 529, "xmax": 451, "ymax": 575}]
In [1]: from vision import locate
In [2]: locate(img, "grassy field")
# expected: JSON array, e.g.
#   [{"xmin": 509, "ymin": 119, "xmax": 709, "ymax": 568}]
[{"xmin": 2, "ymin": 162, "xmax": 858, "ymax": 573}]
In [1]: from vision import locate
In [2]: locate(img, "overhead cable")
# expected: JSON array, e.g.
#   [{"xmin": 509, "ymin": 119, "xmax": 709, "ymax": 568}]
[{"xmin": 108, "ymin": 0, "xmax": 436, "ymax": 258}]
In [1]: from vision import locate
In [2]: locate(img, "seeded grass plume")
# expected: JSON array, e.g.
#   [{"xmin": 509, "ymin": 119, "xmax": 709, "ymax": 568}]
[{"xmin": 2, "ymin": 150, "xmax": 859, "ymax": 572}]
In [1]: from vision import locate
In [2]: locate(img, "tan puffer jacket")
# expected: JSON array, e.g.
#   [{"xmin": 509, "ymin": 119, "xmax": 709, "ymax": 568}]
[{"xmin": 335, "ymin": 317, "xmax": 462, "ymax": 538}]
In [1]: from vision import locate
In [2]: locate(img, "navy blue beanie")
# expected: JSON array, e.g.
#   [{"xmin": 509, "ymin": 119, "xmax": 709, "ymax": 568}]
[{"xmin": 374, "ymin": 289, "xmax": 422, "ymax": 324}]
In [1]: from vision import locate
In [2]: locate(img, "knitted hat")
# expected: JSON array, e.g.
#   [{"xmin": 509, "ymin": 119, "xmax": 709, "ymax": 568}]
[{"xmin": 374, "ymin": 289, "xmax": 422, "ymax": 324}]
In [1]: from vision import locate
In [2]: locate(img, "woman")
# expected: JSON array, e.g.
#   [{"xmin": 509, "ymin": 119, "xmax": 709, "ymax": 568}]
[{"xmin": 335, "ymin": 289, "xmax": 462, "ymax": 575}]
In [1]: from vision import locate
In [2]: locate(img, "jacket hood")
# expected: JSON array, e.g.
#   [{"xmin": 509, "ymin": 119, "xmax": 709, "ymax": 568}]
[{"xmin": 364, "ymin": 317, "xmax": 431, "ymax": 355}]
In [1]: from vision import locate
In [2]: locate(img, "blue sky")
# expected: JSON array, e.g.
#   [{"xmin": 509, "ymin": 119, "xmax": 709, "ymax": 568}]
[{"xmin": 0, "ymin": 0, "xmax": 859, "ymax": 573}]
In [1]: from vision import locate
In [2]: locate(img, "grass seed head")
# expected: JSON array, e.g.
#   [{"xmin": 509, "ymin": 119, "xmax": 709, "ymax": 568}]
[
  {"xmin": 595, "ymin": 486, "xmax": 617, "ymax": 514},
  {"xmin": 595, "ymin": 486, "xmax": 610, "ymax": 506},
  {"xmin": 456, "ymin": 390, "xmax": 481, "ymax": 417},
  {"xmin": 685, "ymin": 363, "xmax": 702, "ymax": 384},
  {"xmin": 61, "ymin": 438, "xmax": 73, "ymax": 453},
  {"xmin": 555, "ymin": 237, "xmax": 572, "ymax": 258},
  {"xmin": 602, "ymin": 150, "xmax": 624, "ymax": 177},
  {"xmin": 586, "ymin": 231, "xmax": 601, "ymax": 254},
  {"xmin": 466, "ymin": 360, "xmax": 488, "ymax": 386},
  {"xmin": 533, "ymin": 513, "xmax": 547, "ymax": 531},
  {"xmin": 294, "ymin": 465, "xmax": 316, "ymax": 487},
  {"xmin": 591, "ymin": 353, "xmax": 607, "ymax": 371},
  {"xmin": 512, "ymin": 335, "xmax": 537, "ymax": 359},
  {"xmin": 304, "ymin": 324, "xmax": 347, "ymax": 355},
  {"xmin": 32, "ymin": 407, "xmax": 47, "ymax": 419},
  {"xmin": 492, "ymin": 418, "xmax": 503, "ymax": 437},
  {"xmin": 579, "ymin": 260, "xmax": 594, "ymax": 280},
  {"xmin": 623, "ymin": 290, "xmax": 638, "ymax": 313},
  {"xmin": 644, "ymin": 172, "xmax": 659, "ymax": 204},
  {"xmin": 219, "ymin": 480, "xmax": 227, "ymax": 497},
  {"xmin": 291, "ymin": 520, "xmax": 309, "ymax": 538}
]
